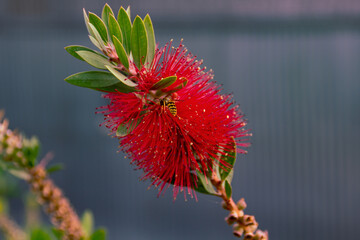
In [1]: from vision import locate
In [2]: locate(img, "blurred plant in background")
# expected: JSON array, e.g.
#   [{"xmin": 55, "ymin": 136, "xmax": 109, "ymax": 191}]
[{"xmin": 0, "ymin": 111, "xmax": 106, "ymax": 240}]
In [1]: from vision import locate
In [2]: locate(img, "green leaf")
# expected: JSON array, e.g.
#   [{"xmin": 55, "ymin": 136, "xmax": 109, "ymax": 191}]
[
  {"xmin": 76, "ymin": 51, "xmax": 110, "ymax": 69},
  {"xmin": 65, "ymin": 71, "xmax": 136, "ymax": 93},
  {"xmin": 144, "ymin": 14, "xmax": 156, "ymax": 66},
  {"xmin": 89, "ymin": 36, "xmax": 102, "ymax": 50},
  {"xmin": 22, "ymin": 136, "xmax": 40, "ymax": 167},
  {"xmin": 89, "ymin": 24, "xmax": 107, "ymax": 51},
  {"xmin": 105, "ymin": 65, "xmax": 137, "ymax": 87},
  {"xmin": 88, "ymin": 12, "xmax": 108, "ymax": 43},
  {"xmin": 218, "ymin": 138, "xmax": 237, "ymax": 182},
  {"xmin": 131, "ymin": 16, "xmax": 148, "ymax": 68},
  {"xmin": 193, "ymin": 171, "xmax": 217, "ymax": 195},
  {"xmin": 90, "ymin": 228, "xmax": 106, "ymax": 240},
  {"xmin": 51, "ymin": 228, "xmax": 64, "ymax": 240},
  {"xmin": 112, "ymin": 36, "xmax": 129, "ymax": 69},
  {"xmin": 101, "ymin": 3, "xmax": 114, "ymax": 31},
  {"xmin": 117, "ymin": 7, "xmax": 132, "ymax": 54},
  {"xmin": 150, "ymin": 76, "xmax": 177, "ymax": 90},
  {"xmin": 81, "ymin": 210, "xmax": 94, "ymax": 238},
  {"xmin": 31, "ymin": 228, "xmax": 52, "ymax": 240},
  {"xmin": 225, "ymin": 169, "xmax": 234, "ymax": 184},
  {"xmin": 126, "ymin": 6, "xmax": 131, "ymax": 19},
  {"xmin": 0, "ymin": 197, "xmax": 9, "ymax": 214},
  {"xmin": 116, "ymin": 118, "xmax": 141, "ymax": 137},
  {"xmin": 65, "ymin": 71, "xmax": 122, "ymax": 88},
  {"xmin": 224, "ymin": 180, "xmax": 232, "ymax": 199},
  {"xmin": 83, "ymin": 9, "xmax": 94, "ymax": 37},
  {"xmin": 65, "ymin": 45, "xmax": 103, "ymax": 61},
  {"xmin": 46, "ymin": 163, "xmax": 64, "ymax": 174},
  {"xmin": 89, "ymin": 84, "xmax": 135, "ymax": 93},
  {"xmin": 164, "ymin": 77, "xmax": 188, "ymax": 94},
  {"xmin": 108, "ymin": 14, "xmax": 123, "ymax": 43}
]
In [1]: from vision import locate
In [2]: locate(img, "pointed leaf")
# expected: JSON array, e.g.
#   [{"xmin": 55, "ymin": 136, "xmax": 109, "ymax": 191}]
[
  {"xmin": 105, "ymin": 65, "xmax": 137, "ymax": 87},
  {"xmin": 89, "ymin": 35, "xmax": 102, "ymax": 50},
  {"xmin": 81, "ymin": 210, "xmax": 94, "ymax": 238},
  {"xmin": 90, "ymin": 228, "xmax": 106, "ymax": 240},
  {"xmin": 46, "ymin": 163, "xmax": 64, "ymax": 174},
  {"xmin": 76, "ymin": 51, "xmax": 110, "ymax": 69},
  {"xmin": 108, "ymin": 14, "xmax": 123, "ymax": 43},
  {"xmin": 88, "ymin": 12, "xmax": 108, "ymax": 42},
  {"xmin": 112, "ymin": 36, "xmax": 129, "ymax": 69},
  {"xmin": 150, "ymin": 76, "xmax": 177, "ymax": 90},
  {"xmin": 89, "ymin": 23, "xmax": 107, "ymax": 51},
  {"xmin": 65, "ymin": 45, "xmax": 103, "ymax": 61},
  {"xmin": 117, "ymin": 7, "xmax": 132, "ymax": 54},
  {"xmin": 219, "ymin": 137, "xmax": 237, "ymax": 181},
  {"xmin": 65, "ymin": 71, "xmax": 124, "ymax": 88},
  {"xmin": 131, "ymin": 16, "xmax": 148, "ymax": 68},
  {"xmin": 89, "ymin": 83, "xmax": 136, "ymax": 93},
  {"xmin": 126, "ymin": 6, "xmax": 131, "ymax": 19},
  {"xmin": 83, "ymin": 9, "xmax": 94, "ymax": 37},
  {"xmin": 65, "ymin": 71, "xmax": 136, "ymax": 93},
  {"xmin": 224, "ymin": 180, "xmax": 232, "ymax": 199},
  {"xmin": 164, "ymin": 77, "xmax": 189, "ymax": 94},
  {"xmin": 144, "ymin": 14, "xmax": 156, "ymax": 65},
  {"xmin": 193, "ymin": 171, "xmax": 217, "ymax": 195},
  {"xmin": 101, "ymin": 3, "xmax": 114, "ymax": 30},
  {"xmin": 226, "ymin": 169, "xmax": 234, "ymax": 184}
]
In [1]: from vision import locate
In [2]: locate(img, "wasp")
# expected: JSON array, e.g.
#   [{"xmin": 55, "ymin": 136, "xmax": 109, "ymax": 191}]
[{"xmin": 160, "ymin": 99, "xmax": 177, "ymax": 116}]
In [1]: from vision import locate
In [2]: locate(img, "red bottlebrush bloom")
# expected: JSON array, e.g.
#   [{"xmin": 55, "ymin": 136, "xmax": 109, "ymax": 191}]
[{"xmin": 99, "ymin": 41, "xmax": 250, "ymax": 200}]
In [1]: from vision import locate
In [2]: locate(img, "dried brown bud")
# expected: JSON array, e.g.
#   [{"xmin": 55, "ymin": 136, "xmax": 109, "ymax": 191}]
[
  {"xmin": 237, "ymin": 198, "xmax": 247, "ymax": 210},
  {"xmin": 254, "ymin": 230, "xmax": 269, "ymax": 240},
  {"xmin": 244, "ymin": 221, "xmax": 259, "ymax": 233},
  {"xmin": 225, "ymin": 216, "xmax": 237, "ymax": 225},
  {"xmin": 233, "ymin": 227, "xmax": 244, "ymax": 238},
  {"xmin": 228, "ymin": 211, "xmax": 239, "ymax": 221},
  {"xmin": 244, "ymin": 232, "xmax": 255, "ymax": 239},
  {"xmin": 240, "ymin": 215, "xmax": 256, "ymax": 226}
]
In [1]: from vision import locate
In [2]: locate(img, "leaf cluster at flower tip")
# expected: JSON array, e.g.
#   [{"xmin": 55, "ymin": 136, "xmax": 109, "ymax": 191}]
[{"xmin": 65, "ymin": 3, "xmax": 156, "ymax": 94}]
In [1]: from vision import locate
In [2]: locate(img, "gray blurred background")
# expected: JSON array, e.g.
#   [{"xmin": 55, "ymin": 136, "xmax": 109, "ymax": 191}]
[{"xmin": 1, "ymin": 0, "xmax": 360, "ymax": 239}]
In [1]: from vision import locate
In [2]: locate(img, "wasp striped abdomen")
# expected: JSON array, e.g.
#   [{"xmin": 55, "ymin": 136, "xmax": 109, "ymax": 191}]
[
  {"xmin": 160, "ymin": 100, "xmax": 177, "ymax": 116},
  {"xmin": 166, "ymin": 101, "xmax": 177, "ymax": 116}
]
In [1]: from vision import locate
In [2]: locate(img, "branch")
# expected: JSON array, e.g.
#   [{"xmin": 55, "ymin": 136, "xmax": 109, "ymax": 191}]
[
  {"xmin": 211, "ymin": 171, "xmax": 268, "ymax": 240},
  {"xmin": 0, "ymin": 215, "xmax": 27, "ymax": 240}
]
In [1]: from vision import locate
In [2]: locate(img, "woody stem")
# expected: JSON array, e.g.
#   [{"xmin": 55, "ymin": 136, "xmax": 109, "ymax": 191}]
[{"xmin": 211, "ymin": 171, "xmax": 241, "ymax": 216}]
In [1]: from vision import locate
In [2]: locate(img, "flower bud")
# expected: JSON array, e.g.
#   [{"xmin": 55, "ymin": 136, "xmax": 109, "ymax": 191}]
[
  {"xmin": 244, "ymin": 221, "xmax": 258, "ymax": 233},
  {"xmin": 240, "ymin": 215, "xmax": 255, "ymax": 226},
  {"xmin": 225, "ymin": 212, "xmax": 238, "ymax": 225},
  {"xmin": 237, "ymin": 198, "xmax": 247, "ymax": 210},
  {"xmin": 244, "ymin": 232, "xmax": 255, "ymax": 239},
  {"xmin": 233, "ymin": 226, "xmax": 244, "ymax": 238},
  {"xmin": 255, "ymin": 230, "xmax": 269, "ymax": 240}
]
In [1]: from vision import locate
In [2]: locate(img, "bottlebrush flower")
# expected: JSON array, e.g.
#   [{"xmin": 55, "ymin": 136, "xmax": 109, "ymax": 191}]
[
  {"xmin": 65, "ymin": 6, "xmax": 251, "ymax": 199},
  {"xmin": 98, "ymin": 41, "xmax": 251, "ymax": 199},
  {"xmin": 65, "ymin": 5, "xmax": 267, "ymax": 238}
]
